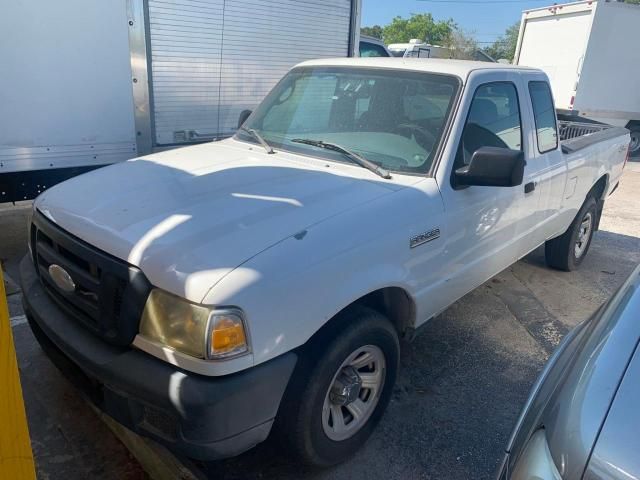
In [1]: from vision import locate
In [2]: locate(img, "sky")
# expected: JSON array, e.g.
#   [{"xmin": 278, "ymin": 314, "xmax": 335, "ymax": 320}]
[{"xmin": 361, "ymin": 0, "xmax": 556, "ymax": 44}]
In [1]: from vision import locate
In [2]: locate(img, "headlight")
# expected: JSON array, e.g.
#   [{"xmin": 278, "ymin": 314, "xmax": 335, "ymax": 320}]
[
  {"xmin": 510, "ymin": 429, "xmax": 562, "ymax": 480},
  {"xmin": 139, "ymin": 289, "xmax": 249, "ymax": 360}
]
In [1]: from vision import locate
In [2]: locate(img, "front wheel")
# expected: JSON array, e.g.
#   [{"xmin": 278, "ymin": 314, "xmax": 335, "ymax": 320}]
[
  {"xmin": 276, "ymin": 306, "xmax": 399, "ymax": 466},
  {"xmin": 545, "ymin": 196, "xmax": 597, "ymax": 271}
]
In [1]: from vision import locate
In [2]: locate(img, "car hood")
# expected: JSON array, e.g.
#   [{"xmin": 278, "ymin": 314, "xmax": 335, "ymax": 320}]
[{"xmin": 35, "ymin": 141, "xmax": 399, "ymax": 302}]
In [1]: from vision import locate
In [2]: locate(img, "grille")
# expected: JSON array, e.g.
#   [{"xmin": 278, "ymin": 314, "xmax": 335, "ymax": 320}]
[
  {"xmin": 31, "ymin": 211, "xmax": 151, "ymax": 346},
  {"xmin": 140, "ymin": 404, "xmax": 178, "ymax": 440}
]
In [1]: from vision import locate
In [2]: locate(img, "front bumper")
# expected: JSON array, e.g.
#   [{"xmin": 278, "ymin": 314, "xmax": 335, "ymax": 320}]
[{"xmin": 20, "ymin": 255, "xmax": 297, "ymax": 460}]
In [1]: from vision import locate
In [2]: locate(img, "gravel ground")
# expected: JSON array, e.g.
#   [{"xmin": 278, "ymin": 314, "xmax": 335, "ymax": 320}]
[{"xmin": 2, "ymin": 162, "xmax": 639, "ymax": 480}]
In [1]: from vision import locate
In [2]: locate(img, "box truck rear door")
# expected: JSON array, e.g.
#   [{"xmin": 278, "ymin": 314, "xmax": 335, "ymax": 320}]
[
  {"xmin": 146, "ymin": 0, "xmax": 354, "ymax": 147},
  {"xmin": 517, "ymin": 8, "xmax": 593, "ymax": 110}
]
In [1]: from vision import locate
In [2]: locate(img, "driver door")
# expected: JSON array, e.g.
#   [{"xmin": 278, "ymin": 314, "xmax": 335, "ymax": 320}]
[{"xmin": 427, "ymin": 71, "xmax": 534, "ymax": 316}]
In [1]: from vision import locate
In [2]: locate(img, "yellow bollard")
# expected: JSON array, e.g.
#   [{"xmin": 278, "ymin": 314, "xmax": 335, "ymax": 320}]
[{"xmin": 0, "ymin": 266, "xmax": 36, "ymax": 479}]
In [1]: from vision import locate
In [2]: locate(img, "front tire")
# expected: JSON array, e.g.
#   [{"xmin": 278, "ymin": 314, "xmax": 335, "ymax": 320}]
[
  {"xmin": 545, "ymin": 196, "xmax": 597, "ymax": 271},
  {"xmin": 276, "ymin": 306, "xmax": 399, "ymax": 467}
]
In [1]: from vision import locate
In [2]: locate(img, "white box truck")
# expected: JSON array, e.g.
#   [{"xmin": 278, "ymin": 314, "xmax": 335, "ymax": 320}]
[
  {"xmin": 0, "ymin": 0, "xmax": 361, "ymax": 203},
  {"xmin": 514, "ymin": 0, "xmax": 640, "ymax": 156}
]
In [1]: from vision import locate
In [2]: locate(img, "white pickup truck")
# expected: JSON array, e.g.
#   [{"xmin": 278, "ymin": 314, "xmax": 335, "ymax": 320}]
[{"xmin": 21, "ymin": 58, "xmax": 629, "ymax": 467}]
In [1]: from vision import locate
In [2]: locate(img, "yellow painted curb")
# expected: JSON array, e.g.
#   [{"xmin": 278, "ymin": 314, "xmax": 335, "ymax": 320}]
[{"xmin": 0, "ymin": 266, "xmax": 36, "ymax": 479}]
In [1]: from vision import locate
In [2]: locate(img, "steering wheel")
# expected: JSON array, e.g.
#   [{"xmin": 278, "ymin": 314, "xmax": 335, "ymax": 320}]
[{"xmin": 394, "ymin": 123, "xmax": 438, "ymax": 151}]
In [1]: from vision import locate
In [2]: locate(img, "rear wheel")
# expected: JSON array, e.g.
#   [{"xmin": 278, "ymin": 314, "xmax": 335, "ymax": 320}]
[
  {"xmin": 276, "ymin": 306, "xmax": 399, "ymax": 466},
  {"xmin": 628, "ymin": 124, "xmax": 640, "ymax": 157},
  {"xmin": 545, "ymin": 196, "xmax": 597, "ymax": 271}
]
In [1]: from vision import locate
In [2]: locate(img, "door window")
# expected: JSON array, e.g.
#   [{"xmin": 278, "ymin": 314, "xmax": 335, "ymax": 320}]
[
  {"xmin": 455, "ymin": 82, "xmax": 522, "ymax": 168},
  {"xmin": 529, "ymin": 81, "xmax": 558, "ymax": 153}
]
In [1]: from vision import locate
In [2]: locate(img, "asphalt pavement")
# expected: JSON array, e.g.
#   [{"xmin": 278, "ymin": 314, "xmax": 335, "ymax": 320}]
[{"xmin": 2, "ymin": 162, "xmax": 639, "ymax": 480}]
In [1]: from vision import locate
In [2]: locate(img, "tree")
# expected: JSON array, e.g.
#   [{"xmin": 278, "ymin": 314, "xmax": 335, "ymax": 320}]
[
  {"xmin": 444, "ymin": 29, "xmax": 479, "ymax": 60},
  {"xmin": 483, "ymin": 21, "xmax": 520, "ymax": 62},
  {"xmin": 382, "ymin": 13, "xmax": 456, "ymax": 45},
  {"xmin": 361, "ymin": 25, "xmax": 383, "ymax": 39}
]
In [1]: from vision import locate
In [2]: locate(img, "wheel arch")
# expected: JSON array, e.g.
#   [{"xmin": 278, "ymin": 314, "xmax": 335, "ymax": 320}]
[
  {"xmin": 589, "ymin": 173, "xmax": 609, "ymax": 202},
  {"xmin": 307, "ymin": 286, "xmax": 417, "ymax": 345},
  {"xmin": 349, "ymin": 286, "xmax": 417, "ymax": 337},
  {"xmin": 588, "ymin": 174, "xmax": 608, "ymax": 231}
]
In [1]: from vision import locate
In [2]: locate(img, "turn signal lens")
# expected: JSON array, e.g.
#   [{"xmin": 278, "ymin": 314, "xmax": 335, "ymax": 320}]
[{"xmin": 208, "ymin": 312, "xmax": 248, "ymax": 358}]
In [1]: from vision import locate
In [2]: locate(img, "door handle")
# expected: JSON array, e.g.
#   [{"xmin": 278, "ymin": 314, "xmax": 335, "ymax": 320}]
[{"xmin": 524, "ymin": 182, "xmax": 536, "ymax": 194}]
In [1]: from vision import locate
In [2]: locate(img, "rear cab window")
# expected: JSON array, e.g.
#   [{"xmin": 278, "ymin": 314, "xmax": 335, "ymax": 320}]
[{"xmin": 529, "ymin": 81, "xmax": 558, "ymax": 153}]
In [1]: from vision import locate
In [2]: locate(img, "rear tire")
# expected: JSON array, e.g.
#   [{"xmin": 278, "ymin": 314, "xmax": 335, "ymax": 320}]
[
  {"xmin": 628, "ymin": 124, "xmax": 640, "ymax": 158},
  {"xmin": 275, "ymin": 306, "xmax": 399, "ymax": 467},
  {"xmin": 545, "ymin": 196, "xmax": 597, "ymax": 271}
]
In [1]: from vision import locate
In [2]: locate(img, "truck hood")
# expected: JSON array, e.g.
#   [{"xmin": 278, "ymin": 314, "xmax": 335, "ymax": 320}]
[{"xmin": 35, "ymin": 141, "xmax": 399, "ymax": 302}]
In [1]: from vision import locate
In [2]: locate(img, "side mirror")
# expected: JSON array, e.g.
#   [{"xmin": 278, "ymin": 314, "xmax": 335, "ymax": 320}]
[
  {"xmin": 237, "ymin": 109, "xmax": 252, "ymax": 129},
  {"xmin": 454, "ymin": 146, "xmax": 525, "ymax": 188}
]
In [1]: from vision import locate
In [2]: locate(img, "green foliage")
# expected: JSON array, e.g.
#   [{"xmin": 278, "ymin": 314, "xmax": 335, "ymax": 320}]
[
  {"xmin": 483, "ymin": 21, "xmax": 520, "ymax": 62},
  {"xmin": 381, "ymin": 13, "xmax": 456, "ymax": 45},
  {"xmin": 624, "ymin": 0, "xmax": 640, "ymax": 4},
  {"xmin": 361, "ymin": 13, "xmax": 480, "ymax": 60},
  {"xmin": 361, "ymin": 25, "xmax": 383, "ymax": 39},
  {"xmin": 445, "ymin": 29, "xmax": 479, "ymax": 60}
]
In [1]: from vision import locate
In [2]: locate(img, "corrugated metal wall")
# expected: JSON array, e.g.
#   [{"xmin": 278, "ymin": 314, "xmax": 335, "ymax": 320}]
[
  {"xmin": 147, "ymin": 0, "xmax": 352, "ymax": 146},
  {"xmin": 148, "ymin": 0, "xmax": 225, "ymax": 145}
]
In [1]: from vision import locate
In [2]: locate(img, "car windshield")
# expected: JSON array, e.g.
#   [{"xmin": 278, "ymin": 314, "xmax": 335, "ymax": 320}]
[{"xmin": 235, "ymin": 67, "xmax": 460, "ymax": 175}]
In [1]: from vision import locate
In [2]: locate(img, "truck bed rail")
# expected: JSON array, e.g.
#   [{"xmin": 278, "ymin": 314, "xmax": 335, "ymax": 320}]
[
  {"xmin": 558, "ymin": 120, "xmax": 610, "ymax": 141},
  {"xmin": 557, "ymin": 115, "xmax": 629, "ymax": 154}
]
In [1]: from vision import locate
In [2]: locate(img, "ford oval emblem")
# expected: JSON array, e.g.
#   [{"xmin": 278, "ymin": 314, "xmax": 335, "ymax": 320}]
[{"xmin": 48, "ymin": 264, "xmax": 76, "ymax": 293}]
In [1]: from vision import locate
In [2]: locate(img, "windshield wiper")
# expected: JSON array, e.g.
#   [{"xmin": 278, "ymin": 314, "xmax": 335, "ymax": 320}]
[
  {"xmin": 239, "ymin": 127, "xmax": 275, "ymax": 154},
  {"xmin": 291, "ymin": 138, "xmax": 391, "ymax": 179}
]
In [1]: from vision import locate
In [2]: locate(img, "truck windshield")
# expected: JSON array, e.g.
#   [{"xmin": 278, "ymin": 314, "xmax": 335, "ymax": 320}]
[{"xmin": 235, "ymin": 67, "xmax": 460, "ymax": 175}]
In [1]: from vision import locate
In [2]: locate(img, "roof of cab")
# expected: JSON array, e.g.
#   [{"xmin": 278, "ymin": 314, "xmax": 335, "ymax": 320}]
[{"xmin": 294, "ymin": 57, "xmax": 540, "ymax": 81}]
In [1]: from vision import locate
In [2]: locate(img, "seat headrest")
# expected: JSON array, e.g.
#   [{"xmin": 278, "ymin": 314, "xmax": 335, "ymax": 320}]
[{"xmin": 468, "ymin": 98, "xmax": 498, "ymax": 126}]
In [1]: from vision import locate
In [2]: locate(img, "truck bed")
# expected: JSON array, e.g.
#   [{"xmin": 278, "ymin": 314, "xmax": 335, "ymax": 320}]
[{"xmin": 559, "ymin": 114, "xmax": 629, "ymax": 154}]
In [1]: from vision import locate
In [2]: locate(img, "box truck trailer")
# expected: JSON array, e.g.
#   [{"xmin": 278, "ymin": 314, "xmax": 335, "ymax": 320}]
[
  {"xmin": 514, "ymin": 0, "xmax": 640, "ymax": 156},
  {"xmin": 0, "ymin": 0, "xmax": 361, "ymax": 203}
]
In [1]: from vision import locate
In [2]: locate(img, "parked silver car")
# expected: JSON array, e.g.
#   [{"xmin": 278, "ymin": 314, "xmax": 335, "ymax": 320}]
[{"xmin": 497, "ymin": 263, "xmax": 640, "ymax": 480}]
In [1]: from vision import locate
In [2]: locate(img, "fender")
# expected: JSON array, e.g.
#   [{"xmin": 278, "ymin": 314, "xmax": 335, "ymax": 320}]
[{"xmin": 205, "ymin": 184, "xmax": 444, "ymax": 369}]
